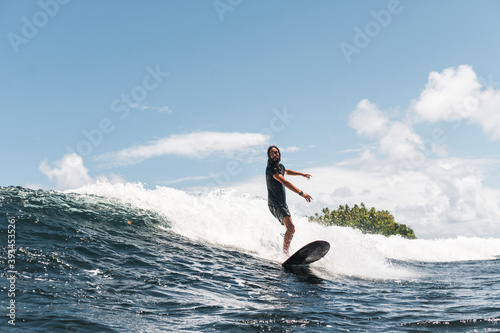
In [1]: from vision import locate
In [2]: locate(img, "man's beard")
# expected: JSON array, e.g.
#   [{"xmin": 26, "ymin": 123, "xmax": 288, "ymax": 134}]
[{"xmin": 270, "ymin": 155, "xmax": 280, "ymax": 165}]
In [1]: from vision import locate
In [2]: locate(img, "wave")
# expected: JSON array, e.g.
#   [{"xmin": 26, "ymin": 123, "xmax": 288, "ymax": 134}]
[
  {"xmin": 65, "ymin": 182, "xmax": 500, "ymax": 278},
  {"xmin": 3, "ymin": 183, "xmax": 499, "ymax": 281}
]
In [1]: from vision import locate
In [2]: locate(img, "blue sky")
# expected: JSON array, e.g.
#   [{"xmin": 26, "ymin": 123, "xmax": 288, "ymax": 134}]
[{"xmin": 2, "ymin": 0, "xmax": 500, "ymax": 238}]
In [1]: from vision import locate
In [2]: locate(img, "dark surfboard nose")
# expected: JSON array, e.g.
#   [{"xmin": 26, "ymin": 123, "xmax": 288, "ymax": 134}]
[{"xmin": 282, "ymin": 240, "xmax": 330, "ymax": 266}]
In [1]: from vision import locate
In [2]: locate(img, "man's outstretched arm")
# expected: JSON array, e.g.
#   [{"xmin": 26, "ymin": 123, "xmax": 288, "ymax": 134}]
[
  {"xmin": 273, "ymin": 173, "xmax": 313, "ymax": 202},
  {"xmin": 285, "ymin": 169, "xmax": 311, "ymax": 180}
]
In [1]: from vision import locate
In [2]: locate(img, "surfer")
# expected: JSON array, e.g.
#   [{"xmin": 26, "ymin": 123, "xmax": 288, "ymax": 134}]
[{"xmin": 266, "ymin": 145, "xmax": 312, "ymax": 257}]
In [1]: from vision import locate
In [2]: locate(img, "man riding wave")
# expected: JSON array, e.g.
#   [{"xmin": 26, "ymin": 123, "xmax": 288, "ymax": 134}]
[{"xmin": 265, "ymin": 146, "xmax": 312, "ymax": 256}]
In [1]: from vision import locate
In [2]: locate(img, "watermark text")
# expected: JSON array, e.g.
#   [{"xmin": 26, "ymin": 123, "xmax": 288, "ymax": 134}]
[{"xmin": 7, "ymin": 216, "xmax": 17, "ymax": 325}]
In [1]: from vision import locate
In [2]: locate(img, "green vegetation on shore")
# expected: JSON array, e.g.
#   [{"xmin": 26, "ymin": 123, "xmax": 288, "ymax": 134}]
[{"xmin": 309, "ymin": 203, "xmax": 416, "ymax": 239}]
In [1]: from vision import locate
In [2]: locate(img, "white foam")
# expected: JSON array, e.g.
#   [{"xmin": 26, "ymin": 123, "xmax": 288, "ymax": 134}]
[
  {"xmin": 369, "ymin": 234, "xmax": 500, "ymax": 262},
  {"xmin": 71, "ymin": 182, "xmax": 500, "ymax": 280}
]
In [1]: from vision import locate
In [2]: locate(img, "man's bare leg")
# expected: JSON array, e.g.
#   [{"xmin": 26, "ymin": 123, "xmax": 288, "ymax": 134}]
[{"xmin": 282, "ymin": 216, "xmax": 295, "ymax": 257}]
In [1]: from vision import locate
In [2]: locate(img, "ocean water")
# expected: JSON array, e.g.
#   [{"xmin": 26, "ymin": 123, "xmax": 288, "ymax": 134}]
[{"xmin": 1, "ymin": 183, "xmax": 500, "ymax": 332}]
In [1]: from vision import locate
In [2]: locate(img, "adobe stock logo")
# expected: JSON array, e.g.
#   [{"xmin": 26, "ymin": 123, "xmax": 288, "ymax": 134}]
[
  {"xmin": 65, "ymin": 65, "xmax": 169, "ymax": 160},
  {"xmin": 213, "ymin": 0, "xmax": 243, "ymax": 21},
  {"xmin": 7, "ymin": 0, "xmax": 70, "ymax": 54},
  {"xmin": 339, "ymin": 0, "xmax": 403, "ymax": 63}
]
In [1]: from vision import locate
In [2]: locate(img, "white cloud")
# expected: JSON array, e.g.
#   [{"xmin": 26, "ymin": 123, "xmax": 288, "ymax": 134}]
[
  {"xmin": 378, "ymin": 121, "xmax": 423, "ymax": 160},
  {"xmin": 474, "ymin": 88, "xmax": 500, "ymax": 140},
  {"xmin": 161, "ymin": 175, "xmax": 213, "ymax": 185},
  {"xmin": 349, "ymin": 99, "xmax": 389, "ymax": 138},
  {"xmin": 40, "ymin": 153, "xmax": 93, "ymax": 190},
  {"xmin": 281, "ymin": 146, "xmax": 300, "ymax": 153},
  {"xmin": 412, "ymin": 65, "xmax": 481, "ymax": 122},
  {"xmin": 339, "ymin": 65, "xmax": 500, "ymax": 237},
  {"xmin": 24, "ymin": 183, "xmax": 44, "ymax": 190},
  {"xmin": 157, "ymin": 106, "xmax": 172, "ymax": 114},
  {"xmin": 129, "ymin": 103, "xmax": 173, "ymax": 113},
  {"xmin": 97, "ymin": 131, "xmax": 270, "ymax": 167},
  {"xmin": 412, "ymin": 65, "xmax": 500, "ymax": 140},
  {"xmin": 349, "ymin": 99, "xmax": 425, "ymax": 161},
  {"xmin": 40, "ymin": 153, "xmax": 126, "ymax": 190}
]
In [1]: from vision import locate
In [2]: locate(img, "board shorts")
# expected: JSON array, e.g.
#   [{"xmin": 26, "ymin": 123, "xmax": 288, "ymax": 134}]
[{"xmin": 268, "ymin": 204, "xmax": 291, "ymax": 225}]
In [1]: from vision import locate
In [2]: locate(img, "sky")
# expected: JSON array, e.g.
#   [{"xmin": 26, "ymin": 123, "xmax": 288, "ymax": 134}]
[{"xmin": 2, "ymin": 0, "xmax": 500, "ymax": 238}]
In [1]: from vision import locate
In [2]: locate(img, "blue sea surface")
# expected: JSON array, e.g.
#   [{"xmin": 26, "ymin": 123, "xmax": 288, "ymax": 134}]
[{"xmin": 1, "ymin": 186, "xmax": 499, "ymax": 332}]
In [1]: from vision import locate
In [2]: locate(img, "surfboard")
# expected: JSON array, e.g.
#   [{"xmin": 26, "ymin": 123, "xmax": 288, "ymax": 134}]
[{"xmin": 282, "ymin": 240, "xmax": 330, "ymax": 267}]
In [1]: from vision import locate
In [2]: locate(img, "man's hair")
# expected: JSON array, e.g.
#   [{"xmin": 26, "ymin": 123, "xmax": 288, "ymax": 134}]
[{"xmin": 267, "ymin": 145, "xmax": 280, "ymax": 164}]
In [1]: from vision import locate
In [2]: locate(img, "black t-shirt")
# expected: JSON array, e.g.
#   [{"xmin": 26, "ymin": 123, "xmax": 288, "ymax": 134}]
[{"xmin": 266, "ymin": 162, "xmax": 286, "ymax": 206}]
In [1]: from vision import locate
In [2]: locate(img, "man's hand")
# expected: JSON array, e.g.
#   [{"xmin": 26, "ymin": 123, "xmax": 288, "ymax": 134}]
[
  {"xmin": 302, "ymin": 173, "xmax": 312, "ymax": 180},
  {"xmin": 301, "ymin": 193, "xmax": 312, "ymax": 202}
]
